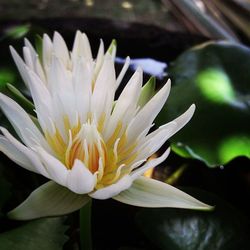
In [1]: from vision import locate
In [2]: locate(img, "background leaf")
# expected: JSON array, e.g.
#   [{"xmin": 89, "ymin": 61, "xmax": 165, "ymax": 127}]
[
  {"xmin": 0, "ymin": 217, "xmax": 68, "ymax": 250},
  {"xmin": 136, "ymin": 188, "xmax": 250, "ymax": 250},
  {"xmin": 157, "ymin": 41, "xmax": 250, "ymax": 167},
  {"xmin": 0, "ymin": 165, "xmax": 11, "ymax": 218}
]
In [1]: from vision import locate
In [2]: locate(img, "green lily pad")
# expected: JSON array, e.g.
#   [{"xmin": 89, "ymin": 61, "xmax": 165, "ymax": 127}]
[
  {"xmin": 0, "ymin": 217, "xmax": 68, "ymax": 250},
  {"xmin": 136, "ymin": 188, "xmax": 250, "ymax": 250},
  {"xmin": 157, "ymin": 41, "xmax": 250, "ymax": 167}
]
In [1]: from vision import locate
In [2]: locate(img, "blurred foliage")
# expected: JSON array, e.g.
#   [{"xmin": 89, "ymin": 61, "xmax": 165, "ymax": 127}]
[
  {"xmin": 136, "ymin": 188, "xmax": 250, "ymax": 250},
  {"xmin": 3, "ymin": 24, "xmax": 30, "ymax": 40},
  {"xmin": 0, "ymin": 68, "xmax": 17, "ymax": 91},
  {"xmin": 0, "ymin": 217, "xmax": 68, "ymax": 250},
  {"xmin": 157, "ymin": 41, "xmax": 250, "ymax": 167}
]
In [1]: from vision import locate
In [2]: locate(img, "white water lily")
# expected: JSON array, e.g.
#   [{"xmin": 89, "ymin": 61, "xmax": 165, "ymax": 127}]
[{"xmin": 0, "ymin": 31, "xmax": 211, "ymax": 220}]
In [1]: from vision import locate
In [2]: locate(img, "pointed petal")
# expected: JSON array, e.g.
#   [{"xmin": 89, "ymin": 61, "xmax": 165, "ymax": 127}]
[
  {"xmin": 135, "ymin": 105, "xmax": 195, "ymax": 162},
  {"xmin": 130, "ymin": 148, "xmax": 171, "ymax": 179},
  {"xmin": 0, "ymin": 127, "xmax": 49, "ymax": 177},
  {"xmin": 135, "ymin": 122, "xmax": 176, "ymax": 161},
  {"xmin": 24, "ymin": 38, "xmax": 37, "ymax": 57},
  {"xmin": 0, "ymin": 93, "xmax": 49, "ymax": 149},
  {"xmin": 91, "ymin": 55, "xmax": 116, "ymax": 120},
  {"xmin": 36, "ymin": 147, "xmax": 68, "ymax": 186},
  {"xmin": 104, "ymin": 68, "xmax": 142, "ymax": 139},
  {"xmin": 10, "ymin": 46, "xmax": 30, "ymax": 88},
  {"xmin": 89, "ymin": 175, "xmax": 133, "ymax": 200},
  {"xmin": 8, "ymin": 181, "xmax": 90, "ymax": 220},
  {"xmin": 127, "ymin": 80, "xmax": 171, "ymax": 144},
  {"xmin": 0, "ymin": 136, "xmax": 33, "ymax": 171},
  {"xmin": 168, "ymin": 104, "xmax": 195, "ymax": 136},
  {"xmin": 53, "ymin": 32, "xmax": 70, "ymax": 66},
  {"xmin": 113, "ymin": 176, "xmax": 212, "ymax": 210},
  {"xmin": 116, "ymin": 56, "xmax": 130, "ymax": 88},
  {"xmin": 72, "ymin": 31, "xmax": 93, "ymax": 62},
  {"xmin": 23, "ymin": 42, "xmax": 45, "ymax": 82},
  {"xmin": 67, "ymin": 160, "xmax": 96, "ymax": 194},
  {"xmin": 73, "ymin": 58, "xmax": 93, "ymax": 122},
  {"xmin": 94, "ymin": 39, "xmax": 104, "ymax": 77},
  {"xmin": 42, "ymin": 33, "xmax": 53, "ymax": 73}
]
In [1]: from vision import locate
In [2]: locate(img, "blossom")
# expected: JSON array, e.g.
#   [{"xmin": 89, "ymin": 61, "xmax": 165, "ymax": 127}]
[{"xmin": 0, "ymin": 31, "xmax": 211, "ymax": 220}]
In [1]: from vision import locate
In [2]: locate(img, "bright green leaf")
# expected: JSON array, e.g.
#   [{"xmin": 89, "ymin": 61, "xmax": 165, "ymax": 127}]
[{"xmin": 157, "ymin": 41, "xmax": 250, "ymax": 167}]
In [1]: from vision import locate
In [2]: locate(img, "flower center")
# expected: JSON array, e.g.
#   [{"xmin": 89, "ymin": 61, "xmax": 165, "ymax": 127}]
[
  {"xmin": 65, "ymin": 123, "xmax": 107, "ymax": 173},
  {"xmin": 45, "ymin": 115, "xmax": 138, "ymax": 188}
]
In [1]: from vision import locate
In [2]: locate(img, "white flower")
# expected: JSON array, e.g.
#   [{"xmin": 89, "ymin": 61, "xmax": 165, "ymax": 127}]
[{"xmin": 0, "ymin": 31, "xmax": 211, "ymax": 220}]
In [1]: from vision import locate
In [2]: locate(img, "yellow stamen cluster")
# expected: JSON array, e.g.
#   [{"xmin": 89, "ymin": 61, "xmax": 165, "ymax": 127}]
[{"xmin": 45, "ymin": 114, "xmax": 138, "ymax": 189}]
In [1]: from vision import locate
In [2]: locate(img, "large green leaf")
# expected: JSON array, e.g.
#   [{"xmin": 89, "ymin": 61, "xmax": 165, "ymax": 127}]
[
  {"xmin": 0, "ymin": 217, "xmax": 68, "ymax": 250},
  {"xmin": 157, "ymin": 41, "xmax": 250, "ymax": 167},
  {"xmin": 136, "ymin": 188, "xmax": 250, "ymax": 250}
]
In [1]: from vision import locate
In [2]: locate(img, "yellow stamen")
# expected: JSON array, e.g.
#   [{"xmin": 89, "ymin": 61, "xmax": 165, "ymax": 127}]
[{"xmin": 45, "ymin": 115, "xmax": 138, "ymax": 188}]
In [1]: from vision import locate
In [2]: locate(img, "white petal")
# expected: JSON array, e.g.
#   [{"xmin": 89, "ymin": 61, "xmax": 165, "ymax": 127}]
[
  {"xmin": 8, "ymin": 181, "xmax": 91, "ymax": 220},
  {"xmin": 73, "ymin": 58, "xmax": 93, "ymax": 122},
  {"xmin": 0, "ymin": 136, "xmax": 33, "ymax": 171},
  {"xmin": 53, "ymin": 31, "xmax": 70, "ymax": 66},
  {"xmin": 36, "ymin": 147, "xmax": 68, "ymax": 186},
  {"xmin": 47, "ymin": 56, "xmax": 76, "ymax": 128},
  {"xmin": 24, "ymin": 38, "xmax": 37, "ymax": 57},
  {"xmin": 140, "ymin": 104, "xmax": 195, "ymax": 156},
  {"xmin": 23, "ymin": 42, "xmax": 46, "ymax": 82},
  {"xmin": 113, "ymin": 176, "xmax": 212, "ymax": 210},
  {"xmin": 0, "ymin": 127, "xmax": 49, "ymax": 177},
  {"xmin": 104, "ymin": 68, "xmax": 142, "ymax": 139},
  {"xmin": 130, "ymin": 147, "xmax": 171, "ymax": 179},
  {"xmin": 23, "ymin": 46, "xmax": 34, "ymax": 70},
  {"xmin": 48, "ymin": 55, "xmax": 71, "ymax": 93},
  {"xmin": 72, "ymin": 31, "xmax": 93, "ymax": 62},
  {"xmin": 135, "ymin": 122, "xmax": 177, "ymax": 161},
  {"xmin": 89, "ymin": 175, "xmax": 133, "ymax": 200},
  {"xmin": 168, "ymin": 104, "xmax": 196, "ymax": 136},
  {"xmin": 91, "ymin": 55, "xmax": 116, "ymax": 120},
  {"xmin": 25, "ymin": 69, "xmax": 53, "ymax": 132},
  {"xmin": 42, "ymin": 33, "xmax": 53, "ymax": 71},
  {"xmin": 127, "ymin": 79, "xmax": 171, "ymax": 144},
  {"xmin": 10, "ymin": 46, "xmax": 30, "ymax": 88},
  {"xmin": 116, "ymin": 56, "xmax": 130, "ymax": 88},
  {"xmin": 67, "ymin": 160, "xmax": 96, "ymax": 194},
  {"xmin": 94, "ymin": 39, "xmax": 104, "ymax": 77},
  {"xmin": 0, "ymin": 93, "xmax": 49, "ymax": 149}
]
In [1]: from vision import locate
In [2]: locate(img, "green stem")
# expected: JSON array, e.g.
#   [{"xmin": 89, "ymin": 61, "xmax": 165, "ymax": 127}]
[{"xmin": 80, "ymin": 199, "xmax": 92, "ymax": 250}]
